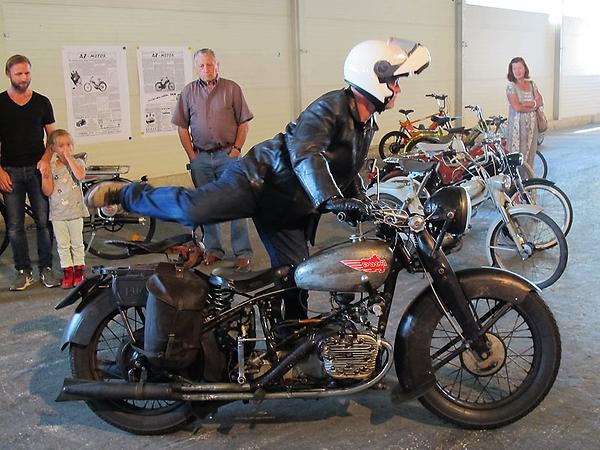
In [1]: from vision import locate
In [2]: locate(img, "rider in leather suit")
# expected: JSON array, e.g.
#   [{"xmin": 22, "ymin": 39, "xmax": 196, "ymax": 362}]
[{"xmin": 86, "ymin": 38, "xmax": 431, "ymax": 320}]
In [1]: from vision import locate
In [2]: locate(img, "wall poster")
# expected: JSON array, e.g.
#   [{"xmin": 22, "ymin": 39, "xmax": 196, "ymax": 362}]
[
  {"xmin": 136, "ymin": 47, "xmax": 193, "ymax": 137},
  {"xmin": 62, "ymin": 46, "xmax": 131, "ymax": 143}
]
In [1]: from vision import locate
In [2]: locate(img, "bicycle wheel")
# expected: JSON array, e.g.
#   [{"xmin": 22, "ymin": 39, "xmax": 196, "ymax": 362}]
[
  {"xmin": 533, "ymin": 150, "xmax": 548, "ymax": 179},
  {"xmin": 510, "ymin": 179, "xmax": 573, "ymax": 237},
  {"xmin": 83, "ymin": 179, "xmax": 156, "ymax": 259},
  {"xmin": 378, "ymin": 131, "xmax": 409, "ymax": 159},
  {"xmin": 486, "ymin": 211, "xmax": 568, "ymax": 289},
  {"xmin": 0, "ymin": 202, "xmax": 8, "ymax": 256}
]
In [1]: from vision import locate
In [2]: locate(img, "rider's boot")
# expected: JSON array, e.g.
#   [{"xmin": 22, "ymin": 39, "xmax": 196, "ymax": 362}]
[{"xmin": 85, "ymin": 181, "xmax": 128, "ymax": 208}]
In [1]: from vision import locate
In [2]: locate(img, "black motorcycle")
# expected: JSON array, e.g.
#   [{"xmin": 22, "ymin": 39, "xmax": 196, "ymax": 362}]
[{"xmin": 56, "ymin": 188, "xmax": 561, "ymax": 435}]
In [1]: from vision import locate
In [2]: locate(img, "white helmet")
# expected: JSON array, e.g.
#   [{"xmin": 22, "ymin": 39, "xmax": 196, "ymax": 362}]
[{"xmin": 344, "ymin": 38, "xmax": 431, "ymax": 112}]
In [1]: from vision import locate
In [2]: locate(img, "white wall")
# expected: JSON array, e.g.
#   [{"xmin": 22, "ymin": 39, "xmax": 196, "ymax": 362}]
[
  {"xmin": 0, "ymin": 0, "xmax": 296, "ymax": 180},
  {"xmin": 462, "ymin": 5, "xmax": 555, "ymax": 127},
  {"xmin": 559, "ymin": 16, "xmax": 600, "ymax": 118},
  {"xmin": 0, "ymin": 1, "xmax": 597, "ymax": 180}
]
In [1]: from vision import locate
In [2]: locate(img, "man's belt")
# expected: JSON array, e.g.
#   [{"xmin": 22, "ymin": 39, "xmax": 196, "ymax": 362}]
[{"xmin": 193, "ymin": 144, "xmax": 228, "ymax": 153}]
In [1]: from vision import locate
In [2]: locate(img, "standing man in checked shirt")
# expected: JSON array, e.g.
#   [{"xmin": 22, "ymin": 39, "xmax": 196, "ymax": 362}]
[{"xmin": 172, "ymin": 48, "xmax": 254, "ymax": 271}]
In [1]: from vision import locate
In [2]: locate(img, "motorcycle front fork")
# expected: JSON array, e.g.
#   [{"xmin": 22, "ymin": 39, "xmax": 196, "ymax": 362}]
[
  {"xmin": 492, "ymin": 190, "xmax": 531, "ymax": 258},
  {"xmin": 416, "ymin": 230, "xmax": 490, "ymax": 357}
]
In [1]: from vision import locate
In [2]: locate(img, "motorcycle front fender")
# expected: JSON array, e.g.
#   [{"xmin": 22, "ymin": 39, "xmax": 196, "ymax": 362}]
[{"xmin": 394, "ymin": 267, "xmax": 539, "ymax": 394}]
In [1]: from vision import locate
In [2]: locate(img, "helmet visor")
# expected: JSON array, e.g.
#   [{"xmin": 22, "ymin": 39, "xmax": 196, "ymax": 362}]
[{"xmin": 388, "ymin": 38, "xmax": 431, "ymax": 77}]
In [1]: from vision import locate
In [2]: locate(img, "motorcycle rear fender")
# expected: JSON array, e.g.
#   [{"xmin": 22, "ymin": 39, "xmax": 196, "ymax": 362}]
[
  {"xmin": 395, "ymin": 267, "xmax": 539, "ymax": 392},
  {"xmin": 60, "ymin": 287, "xmax": 116, "ymax": 350}
]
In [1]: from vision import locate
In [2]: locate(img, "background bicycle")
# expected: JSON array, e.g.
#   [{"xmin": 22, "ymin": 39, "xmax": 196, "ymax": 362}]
[{"xmin": 0, "ymin": 160, "xmax": 156, "ymax": 260}]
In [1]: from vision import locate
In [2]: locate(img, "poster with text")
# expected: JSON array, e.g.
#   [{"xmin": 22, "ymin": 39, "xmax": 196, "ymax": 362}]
[
  {"xmin": 62, "ymin": 46, "xmax": 131, "ymax": 143},
  {"xmin": 136, "ymin": 47, "xmax": 193, "ymax": 137}
]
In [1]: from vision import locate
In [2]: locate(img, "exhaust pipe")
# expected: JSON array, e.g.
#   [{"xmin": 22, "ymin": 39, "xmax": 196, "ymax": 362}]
[{"xmin": 57, "ymin": 340, "xmax": 393, "ymax": 403}]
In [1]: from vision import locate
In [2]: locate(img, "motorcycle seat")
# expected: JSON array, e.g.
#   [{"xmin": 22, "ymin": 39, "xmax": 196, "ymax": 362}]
[
  {"xmin": 105, "ymin": 233, "xmax": 193, "ymax": 255},
  {"xmin": 395, "ymin": 157, "xmax": 437, "ymax": 174},
  {"xmin": 209, "ymin": 265, "xmax": 292, "ymax": 293}
]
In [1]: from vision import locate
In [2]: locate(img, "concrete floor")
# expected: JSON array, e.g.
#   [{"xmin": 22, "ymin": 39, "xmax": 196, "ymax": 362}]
[{"xmin": 0, "ymin": 125, "xmax": 599, "ymax": 449}]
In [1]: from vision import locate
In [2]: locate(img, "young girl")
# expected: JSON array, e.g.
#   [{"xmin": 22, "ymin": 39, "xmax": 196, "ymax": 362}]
[{"xmin": 41, "ymin": 129, "xmax": 89, "ymax": 288}]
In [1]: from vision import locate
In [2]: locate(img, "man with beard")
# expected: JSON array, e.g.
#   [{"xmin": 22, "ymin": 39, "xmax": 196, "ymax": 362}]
[{"xmin": 0, "ymin": 55, "xmax": 60, "ymax": 290}]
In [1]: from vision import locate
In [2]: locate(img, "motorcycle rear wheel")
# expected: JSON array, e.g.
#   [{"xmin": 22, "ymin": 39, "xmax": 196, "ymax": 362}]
[
  {"xmin": 509, "ymin": 178, "xmax": 573, "ymax": 237},
  {"xmin": 396, "ymin": 283, "xmax": 560, "ymax": 429},
  {"xmin": 70, "ymin": 304, "xmax": 194, "ymax": 435}
]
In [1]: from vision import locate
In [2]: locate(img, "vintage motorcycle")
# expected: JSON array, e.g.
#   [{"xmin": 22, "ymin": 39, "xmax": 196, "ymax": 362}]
[
  {"xmin": 55, "ymin": 188, "xmax": 561, "ymax": 435},
  {"xmin": 368, "ymin": 131, "xmax": 569, "ymax": 289}
]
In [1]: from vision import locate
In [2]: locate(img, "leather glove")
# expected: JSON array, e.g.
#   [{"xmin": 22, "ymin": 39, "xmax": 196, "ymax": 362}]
[{"xmin": 321, "ymin": 197, "xmax": 370, "ymax": 224}]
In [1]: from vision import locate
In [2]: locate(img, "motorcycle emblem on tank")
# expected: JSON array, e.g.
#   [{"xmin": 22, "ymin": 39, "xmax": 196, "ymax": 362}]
[{"xmin": 340, "ymin": 255, "xmax": 388, "ymax": 273}]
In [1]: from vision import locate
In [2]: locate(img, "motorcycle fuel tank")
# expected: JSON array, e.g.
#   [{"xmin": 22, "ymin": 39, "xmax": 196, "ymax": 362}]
[{"xmin": 294, "ymin": 239, "xmax": 393, "ymax": 292}]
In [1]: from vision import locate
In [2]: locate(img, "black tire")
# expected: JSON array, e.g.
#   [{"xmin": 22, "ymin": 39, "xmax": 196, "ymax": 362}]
[
  {"xmin": 378, "ymin": 131, "xmax": 409, "ymax": 159},
  {"xmin": 83, "ymin": 83, "xmax": 92, "ymax": 93},
  {"xmin": 154, "ymin": 82, "xmax": 162, "ymax": 91},
  {"xmin": 396, "ymin": 280, "xmax": 561, "ymax": 429},
  {"xmin": 98, "ymin": 82, "xmax": 107, "ymax": 92},
  {"xmin": 70, "ymin": 301, "xmax": 194, "ymax": 434},
  {"xmin": 537, "ymin": 133, "xmax": 545, "ymax": 147},
  {"xmin": 487, "ymin": 211, "xmax": 568, "ymax": 289},
  {"xmin": 82, "ymin": 179, "xmax": 156, "ymax": 259},
  {"xmin": 509, "ymin": 178, "xmax": 573, "ymax": 237},
  {"xmin": 167, "ymin": 82, "xmax": 175, "ymax": 91},
  {"xmin": 533, "ymin": 150, "xmax": 548, "ymax": 178},
  {"xmin": 0, "ymin": 202, "xmax": 8, "ymax": 256}
]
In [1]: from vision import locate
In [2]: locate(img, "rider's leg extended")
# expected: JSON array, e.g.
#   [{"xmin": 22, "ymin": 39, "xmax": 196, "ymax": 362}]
[{"xmin": 85, "ymin": 163, "xmax": 258, "ymax": 229}]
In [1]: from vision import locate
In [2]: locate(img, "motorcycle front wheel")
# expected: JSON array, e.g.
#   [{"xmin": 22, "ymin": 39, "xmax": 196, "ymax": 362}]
[
  {"xmin": 396, "ymin": 282, "xmax": 561, "ymax": 429},
  {"xmin": 70, "ymin": 303, "xmax": 194, "ymax": 435},
  {"xmin": 486, "ymin": 211, "xmax": 568, "ymax": 289}
]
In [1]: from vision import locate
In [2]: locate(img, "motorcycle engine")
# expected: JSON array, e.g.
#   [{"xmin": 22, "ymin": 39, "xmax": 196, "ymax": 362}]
[{"xmin": 318, "ymin": 332, "xmax": 379, "ymax": 380}]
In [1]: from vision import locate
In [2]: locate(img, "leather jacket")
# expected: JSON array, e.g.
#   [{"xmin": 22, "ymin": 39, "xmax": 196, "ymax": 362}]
[{"xmin": 241, "ymin": 88, "xmax": 376, "ymax": 227}]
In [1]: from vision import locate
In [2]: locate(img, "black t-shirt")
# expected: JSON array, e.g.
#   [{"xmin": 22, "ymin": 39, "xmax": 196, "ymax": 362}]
[{"xmin": 0, "ymin": 91, "xmax": 55, "ymax": 167}]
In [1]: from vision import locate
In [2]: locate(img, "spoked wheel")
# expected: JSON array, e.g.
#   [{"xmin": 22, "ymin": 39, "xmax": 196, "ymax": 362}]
[
  {"xmin": 0, "ymin": 203, "xmax": 8, "ymax": 256},
  {"xmin": 70, "ymin": 301, "xmax": 194, "ymax": 435},
  {"xmin": 533, "ymin": 150, "xmax": 548, "ymax": 178},
  {"xmin": 378, "ymin": 131, "xmax": 409, "ymax": 159},
  {"xmin": 510, "ymin": 179, "xmax": 573, "ymax": 237},
  {"xmin": 397, "ymin": 285, "xmax": 561, "ymax": 429},
  {"xmin": 487, "ymin": 211, "xmax": 568, "ymax": 289}
]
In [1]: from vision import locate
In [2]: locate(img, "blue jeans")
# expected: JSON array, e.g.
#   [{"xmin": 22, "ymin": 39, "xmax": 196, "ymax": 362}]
[
  {"xmin": 122, "ymin": 162, "xmax": 309, "ymax": 319},
  {"xmin": 189, "ymin": 151, "xmax": 252, "ymax": 259},
  {"xmin": 3, "ymin": 166, "xmax": 53, "ymax": 270}
]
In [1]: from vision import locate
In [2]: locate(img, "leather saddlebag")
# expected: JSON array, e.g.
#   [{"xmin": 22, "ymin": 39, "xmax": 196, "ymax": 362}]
[{"xmin": 142, "ymin": 263, "xmax": 209, "ymax": 370}]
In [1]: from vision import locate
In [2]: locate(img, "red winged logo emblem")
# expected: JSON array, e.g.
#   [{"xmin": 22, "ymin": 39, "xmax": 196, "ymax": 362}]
[{"xmin": 340, "ymin": 255, "xmax": 388, "ymax": 273}]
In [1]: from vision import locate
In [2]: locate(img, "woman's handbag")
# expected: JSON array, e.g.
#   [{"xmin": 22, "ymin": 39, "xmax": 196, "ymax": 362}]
[{"xmin": 536, "ymin": 108, "xmax": 548, "ymax": 133}]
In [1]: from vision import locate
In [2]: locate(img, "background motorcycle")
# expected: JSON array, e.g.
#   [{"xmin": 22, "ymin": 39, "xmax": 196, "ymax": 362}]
[{"xmin": 56, "ymin": 188, "xmax": 561, "ymax": 435}]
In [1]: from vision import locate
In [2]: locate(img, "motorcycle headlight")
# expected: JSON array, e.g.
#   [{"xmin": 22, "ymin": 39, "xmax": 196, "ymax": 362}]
[
  {"xmin": 423, "ymin": 186, "xmax": 471, "ymax": 235},
  {"xmin": 506, "ymin": 152, "xmax": 523, "ymax": 167}
]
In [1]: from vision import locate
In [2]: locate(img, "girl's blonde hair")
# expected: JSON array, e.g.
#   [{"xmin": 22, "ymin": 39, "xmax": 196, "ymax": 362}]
[{"xmin": 47, "ymin": 129, "xmax": 72, "ymax": 149}]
